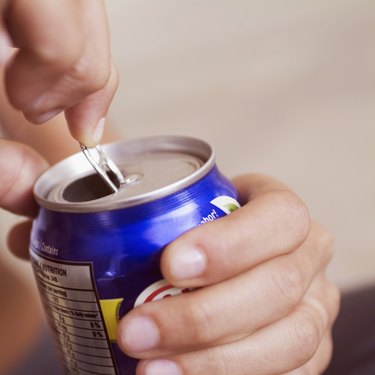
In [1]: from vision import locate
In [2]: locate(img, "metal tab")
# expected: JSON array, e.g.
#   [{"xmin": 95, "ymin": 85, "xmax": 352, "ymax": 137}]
[{"xmin": 80, "ymin": 143, "xmax": 126, "ymax": 193}]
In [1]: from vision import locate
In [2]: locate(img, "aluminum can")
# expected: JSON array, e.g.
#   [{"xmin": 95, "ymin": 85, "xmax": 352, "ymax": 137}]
[{"xmin": 30, "ymin": 135, "xmax": 240, "ymax": 375}]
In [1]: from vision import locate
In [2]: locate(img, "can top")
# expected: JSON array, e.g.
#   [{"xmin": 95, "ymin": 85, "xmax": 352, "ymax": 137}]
[{"xmin": 34, "ymin": 135, "xmax": 215, "ymax": 212}]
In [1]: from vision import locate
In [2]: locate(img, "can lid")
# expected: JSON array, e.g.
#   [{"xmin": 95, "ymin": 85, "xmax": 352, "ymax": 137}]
[{"xmin": 34, "ymin": 135, "xmax": 214, "ymax": 212}]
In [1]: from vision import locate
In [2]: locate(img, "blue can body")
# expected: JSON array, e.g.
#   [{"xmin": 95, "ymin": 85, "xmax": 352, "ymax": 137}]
[{"xmin": 30, "ymin": 162, "xmax": 239, "ymax": 375}]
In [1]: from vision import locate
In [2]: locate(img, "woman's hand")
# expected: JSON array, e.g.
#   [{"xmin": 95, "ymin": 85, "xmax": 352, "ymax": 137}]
[
  {"xmin": 0, "ymin": 0, "xmax": 118, "ymax": 146},
  {"xmin": 117, "ymin": 174, "xmax": 340, "ymax": 375},
  {"xmin": 3, "ymin": 144, "xmax": 340, "ymax": 375}
]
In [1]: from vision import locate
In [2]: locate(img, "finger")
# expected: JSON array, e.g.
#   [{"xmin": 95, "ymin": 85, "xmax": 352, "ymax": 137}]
[
  {"xmin": 7, "ymin": 219, "xmax": 32, "ymax": 259},
  {"xmin": 5, "ymin": 0, "xmax": 116, "ymax": 146},
  {"xmin": 0, "ymin": 139, "xmax": 47, "ymax": 216},
  {"xmin": 25, "ymin": 0, "xmax": 114, "ymax": 146},
  {"xmin": 282, "ymin": 333, "xmax": 334, "ymax": 375},
  {"xmin": 4, "ymin": 0, "xmax": 82, "ymax": 109},
  {"xmin": 136, "ymin": 288, "xmax": 335, "ymax": 375},
  {"xmin": 118, "ymin": 223, "xmax": 333, "ymax": 357},
  {"xmin": 161, "ymin": 174, "xmax": 310, "ymax": 287},
  {"xmin": 64, "ymin": 60, "xmax": 119, "ymax": 147},
  {"xmin": 304, "ymin": 332, "xmax": 334, "ymax": 374},
  {"xmin": 281, "ymin": 278, "xmax": 340, "ymax": 375}
]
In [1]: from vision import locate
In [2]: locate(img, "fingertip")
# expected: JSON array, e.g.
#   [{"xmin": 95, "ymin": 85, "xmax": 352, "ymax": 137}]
[
  {"xmin": 161, "ymin": 242, "xmax": 207, "ymax": 286},
  {"xmin": 161, "ymin": 216, "xmax": 237, "ymax": 287},
  {"xmin": 138, "ymin": 359, "xmax": 183, "ymax": 375},
  {"xmin": 117, "ymin": 315, "xmax": 160, "ymax": 356},
  {"xmin": 88, "ymin": 116, "xmax": 106, "ymax": 146},
  {"xmin": 66, "ymin": 116, "xmax": 106, "ymax": 147}
]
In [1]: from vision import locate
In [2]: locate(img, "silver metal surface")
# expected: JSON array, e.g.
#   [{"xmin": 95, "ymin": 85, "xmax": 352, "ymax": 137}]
[{"xmin": 34, "ymin": 135, "xmax": 215, "ymax": 213}]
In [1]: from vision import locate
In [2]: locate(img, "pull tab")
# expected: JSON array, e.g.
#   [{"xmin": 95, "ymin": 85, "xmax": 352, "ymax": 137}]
[{"xmin": 80, "ymin": 143, "xmax": 126, "ymax": 193}]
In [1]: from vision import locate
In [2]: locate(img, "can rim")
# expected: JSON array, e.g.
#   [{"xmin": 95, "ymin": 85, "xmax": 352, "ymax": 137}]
[{"xmin": 34, "ymin": 135, "xmax": 215, "ymax": 213}]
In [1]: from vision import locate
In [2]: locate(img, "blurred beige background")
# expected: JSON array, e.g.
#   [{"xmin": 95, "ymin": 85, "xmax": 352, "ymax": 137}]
[
  {"xmin": 106, "ymin": 0, "xmax": 375, "ymax": 290},
  {"xmin": 1, "ymin": 0, "xmax": 374, "ymax": 293}
]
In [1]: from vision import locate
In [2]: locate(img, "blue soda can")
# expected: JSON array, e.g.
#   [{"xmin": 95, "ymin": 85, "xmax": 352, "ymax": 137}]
[{"xmin": 30, "ymin": 135, "xmax": 240, "ymax": 375}]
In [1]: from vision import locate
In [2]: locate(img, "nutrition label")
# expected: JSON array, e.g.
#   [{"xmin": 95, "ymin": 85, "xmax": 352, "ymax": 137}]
[{"xmin": 30, "ymin": 251, "xmax": 118, "ymax": 375}]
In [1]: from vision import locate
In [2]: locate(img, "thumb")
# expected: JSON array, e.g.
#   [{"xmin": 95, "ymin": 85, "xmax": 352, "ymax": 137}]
[{"xmin": 0, "ymin": 139, "xmax": 48, "ymax": 216}]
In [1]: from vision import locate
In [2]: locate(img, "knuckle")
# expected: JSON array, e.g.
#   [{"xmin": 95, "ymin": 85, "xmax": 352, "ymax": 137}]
[
  {"xmin": 327, "ymin": 283, "xmax": 341, "ymax": 323},
  {"xmin": 175, "ymin": 345, "xmax": 229, "ymax": 375},
  {"xmin": 70, "ymin": 57, "xmax": 111, "ymax": 94},
  {"xmin": 269, "ymin": 258, "xmax": 305, "ymax": 308},
  {"xmin": 291, "ymin": 310, "xmax": 322, "ymax": 366},
  {"xmin": 314, "ymin": 223, "xmax": 335, "ymax": 261},
  {"xmin": 35, "ymin": 39, "xmax": 81, "ymax": 72},
  {"xmin": 110, "ymin": 62, "xmax": 120, "ymax": 90},
  {"xmin": 186, "ymin": 299, "xmax": 215, "ymax": 344},
  {"xmin": 318, "ymin": 336, "xmax": 334, "ymax": 374},
  {"xmin": 201, "ymin": 347, "xmax": 229, "ymax": 375},
  {"xmin": 280, "ymin": 191, "xmax": 311, "ymax": 242}
]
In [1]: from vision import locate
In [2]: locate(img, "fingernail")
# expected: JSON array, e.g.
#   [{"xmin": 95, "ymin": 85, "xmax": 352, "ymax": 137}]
[
  {"xmin": 34, "ymin": 108, "xmax": 63, "ymax": 124},
  {"xmin": 144, "ymin": 359, "xmax": 182, "ymax": 375},
  {"xmin": 121, "ymin": 316, "xmax": 160, "ymax": 352},
  {"xmin": 0, "ymin": 32, "xmax": 12, "ymax": 64},
  {"xmin": 91, "ymin": 117, "xmax": 106, "ymax": 145},
  {"xmin": 169, "ymin": 245, "xmax": 206, "ymax": 280}
]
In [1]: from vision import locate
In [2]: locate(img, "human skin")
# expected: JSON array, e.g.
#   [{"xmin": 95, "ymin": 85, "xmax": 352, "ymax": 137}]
[
  {"xmin": 0, "ymin": 1, "xmax": 117, "ymax": 372},
  {"xmin": 0, "ymin": 0, "xmax": 118, "ymax": 147},
  {"xmin": 0, "ymin": 257, "xmax": 43, "ymax": 374},
  {"xmin": 0, "ymin": 1, "xmax": 340, "ymax": 374},
  {"xmin": 2, "ymin": 139, "xmax": 340, "ymax": 374},
  {"xmin": 119, "ymin": 176, "xmax": 340, "ymax": 375}
]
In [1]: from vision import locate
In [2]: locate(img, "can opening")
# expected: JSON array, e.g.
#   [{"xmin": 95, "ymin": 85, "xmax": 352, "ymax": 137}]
[
  {"xmin": 36, "ymin": 136, "xmax": 213, "ymax": 211},
  {"xmin": 62, "ymin": 172, "xmax": 119, "ymax": 202}
]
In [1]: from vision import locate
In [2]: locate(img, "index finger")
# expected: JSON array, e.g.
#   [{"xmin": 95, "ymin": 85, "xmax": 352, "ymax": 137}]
[{"xmin": 161, "ymin": 174, "xmax": 311, "ymax": 287}]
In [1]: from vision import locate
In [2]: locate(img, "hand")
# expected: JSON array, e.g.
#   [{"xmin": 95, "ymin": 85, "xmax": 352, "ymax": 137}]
[
  {"xmin": 0, "ymin": 0, "xmax": 118, "ymax": 146},
  {"xmin": 0, "ymin": 140, "xmax": 47, "ymax": 254},
  {"xmin": 117, "ymin": 174, "xmax": 340, "ymax": 375}
]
